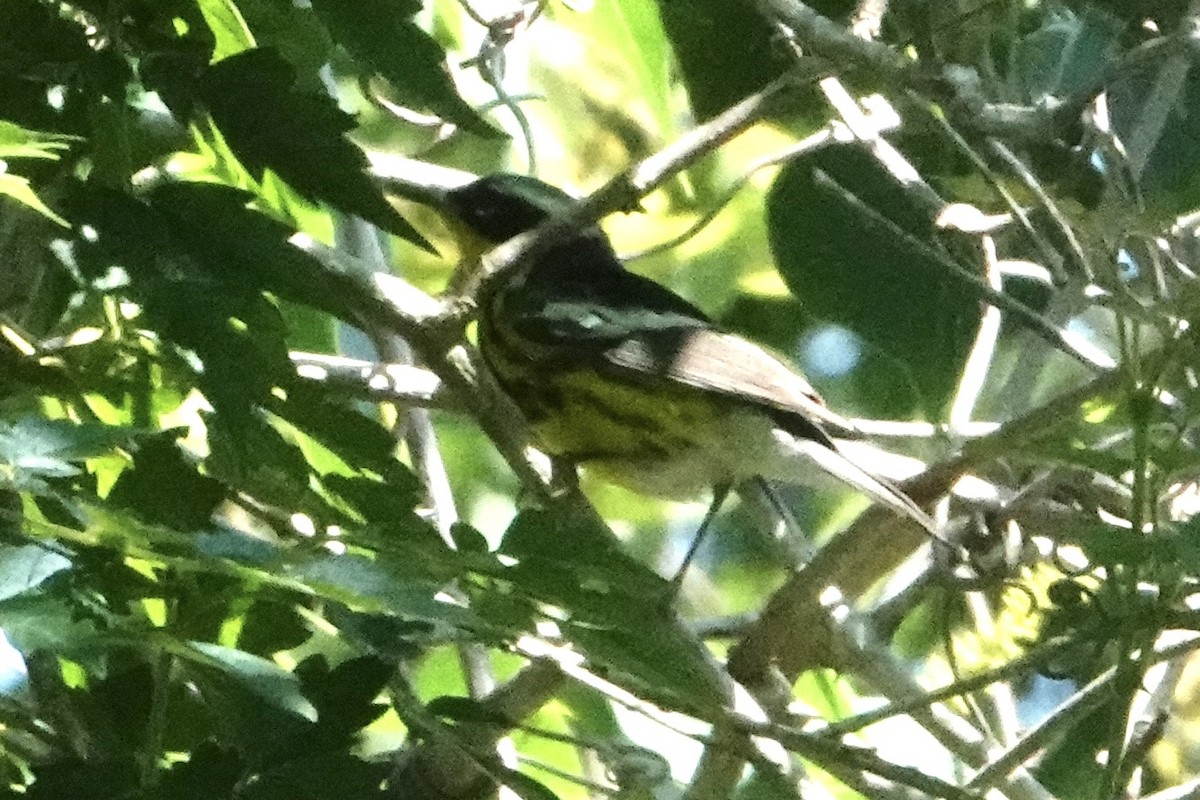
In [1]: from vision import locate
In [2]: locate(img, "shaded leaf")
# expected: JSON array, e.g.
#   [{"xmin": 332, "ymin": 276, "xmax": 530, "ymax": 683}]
[
  {"xmin": 498, "ymin": 508, "xmax": 726, "ymax": 709},
  {"xmin": 238, "ymin": 600, "xmax": 312, "ymax": 656},
  {"xmin": 657, "ymin": 0, "xmax": 794, "ymax": 120},
  {"xmin": 500, "ymin": 506, "xmax": 666, "ymax": 598},
  {"xmin": 18, "ymin": 758, "xmax": 138, "ymax": 800},
  {"xmin": 236, "ymin": 0, "xmax": 335, "ymax": 90},
  {"xmin": 205, "ymin": 410, "xmax": 323, "ymax": 517},
  {"xmin": 242, "ymin": 752, "xmax": 389, "ymax": 800},
  {"xmin": 64, "ymin": 183, "xmax": 299, "ymax": 419},
  {"xmin": 310, "ymin": 0, "xmax": 497, "ymax": 137},
  {"xmin": 193, "ymin": 524, "xmax": 280, "ymax": 567},
  {"xmin": 767, "ymin": 145, "xmax": 981, "ymax": 413},
  {"xmin": 198, "ymin": 48, "xmax": 428, "ymax": 246},
  {"xmin": 565, "ymin": 617, "xmax": 729, "ymax": 713},
  {"xmin": 140, "ymin": 181, "xmax": 373, "ymax": 322},
  {"xmin": 272, "ymin": 384, "xmax": 418, "ymax": 490},
  {"xmin": 107, "ymin": 434, "xmax": 226, "ymax": 529},
  {"xmin": 295, "ymin": 655, "xmax": 393, "ymax": 740},
  {"xmin": 1008, "ymin": 8, "xmax": 1121, "ymax": 103},
  {"xmin": 427, "ymin": 695, "xmax": 509, "ymax": 726},
  {"xmin": 158, "ymin": 742, "xmax": 244, "ymax": 800},
  {"xmin": 0, "ymin": 595, "xmax": 103, "ymax": 660},
  {"xmin": 323, "ymin": 474, "xmax": 425, "ymax": 532}
]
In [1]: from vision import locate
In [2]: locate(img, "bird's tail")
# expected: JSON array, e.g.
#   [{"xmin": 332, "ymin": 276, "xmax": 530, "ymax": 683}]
[{"xmin": 770, "ymin": 431, "xmax": 939, "ymax": 535}]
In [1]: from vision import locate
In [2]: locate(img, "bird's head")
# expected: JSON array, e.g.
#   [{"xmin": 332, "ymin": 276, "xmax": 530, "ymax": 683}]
[
  {"xmin": 443, "ymin": 173, "xmax": 577, "ymax": 244},
  {"xmin": 376, "ymin": 162, "xmax": 613, "ymax": 270}
]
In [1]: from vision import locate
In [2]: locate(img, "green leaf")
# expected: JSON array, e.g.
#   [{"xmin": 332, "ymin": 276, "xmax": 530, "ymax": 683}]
[
  {"xmin": 0, "ymin": 0, "xmax": 99, "ymax": 93},
  {"xmin": 0, "ymin": 173, "xmax": 68, "ymax": 226},
  {"xmin": 500, "ymin": 506, "xmax": 668, "ymax": 599},
  {"xmin": 238, "ymin": 601, "xmax": 312, "ymax": 656},
  {"xmin": 497, "ymin": 507, "xmax": 726, "ymax": 709},
  {"xmin": 193, "ymin": 525, "xmax": 280, "ymax": 566},
  {"xmin": 309, "ymin": 0, "xmax": 498, "ymax": 138},
  {"xmin": 1112, "ymin": 54, "xmax": 1200, "ymax": 219},
  {"xmin": 767, "ymin": 145, "xmax": 981, "ymax": 413},
  {"xmin": 271, "ymin": 384, "xmax": 418, "ymax": 490},
  {"xmin": 1008, "ymin": 8, "xmax": 1122, "ymax": 103},
  {"xmin": 239, "ymin": 752, "xmax": 390, "ymax": 800},
  {"xmin": 324, "ymin": 607, "xmax": 434, "ymax": 660},
  {"xmin": 0, "ymin": 417, "xmax": 137, "ymax": 490},
  {"xmin": 1033, "ymin": 703, "xmax": 1109, "ymax": 799},
  {"xmin": 198, "ymin": 0, "xmax": 256, "ymax": 61},
  {"xmin": 65, "ymin": 182, "xmax": 302, "ymax": 419},
  {"xmin": 448, "ymin": 522, "xmax": 489, "ymax": 554},
  {"xmin": 295, "ymin": 655, "xmax": 392, "ymax": 737},
  {"xmin": 656, "ymin": 0, "xmax": 793, "ymax": 121},
  {"xmin": 107, "ymin": 434, "xmax": 227, "ymax": 529},
  {"xmin": 138, "ymin": 181, "xmax": 373, "ymax": 323},
  {"xmin": 0, "ymin": 545, "xmax": 71, "ymax": 602},
  {"xmin": 206, "ymin": 411, "xmax": 326, "ymax": 517},
  {"xmin": 0, "ymin": 594, "xmax": 103, "ymax": 660},
  {"xmin": 158, "ymin": 743, "xmax": 244, "ymax": 800},
  {"xmin": 321, "ymin": 474, "xmax": 425, "ymax": 532},
  {"xmin": 551, "ymin": 0, "xmax": 677, "ymax": 138},
  {"xmin": 565, "ymin": 615, "xmax": 729, "ymax": 713},
  {"xmin": 0, "ymin": 120, "xmax": 77, "ymax": 161},
  {"xmin": 235, "ymin": 0, "xmax": 335, "ymax": 90},
  {"xmin": 426, "ymin": 695, "xmax": 510, "ymax": 725},
  {"xmin": 8, "ymin": 758, "xmax": 139, "ymax": 800},
  {"xmin": 184, "ymin": 641, "xmax": 318, "ymax": 721},
  {"xmin": 288, "ymin": 551, "xmax": 470, "ymax": 625},
  {"xmin": 0, "ymin": 118, "xmax": 77, "ymax": 223},
  {"xmin": 197, "ymin": 48, "xmax": 428, "ymax": 246}
]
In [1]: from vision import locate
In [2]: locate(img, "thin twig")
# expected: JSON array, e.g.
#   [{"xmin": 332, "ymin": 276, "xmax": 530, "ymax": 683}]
[
  {"xmin": 727, "ymin": 360, "xmax": 1130, "ymax": 683},
  {"xmin": 289, "ymin": 352, "xmax": 451, "ymax": 408},
  {"xmin": 730, "ymin": 713, "xmax": 982, "ymax": 800},
  {"xmin": 624, "ymin": 129, "xmax": 835, "ymax": 262},
  {"xmin": 987, "ymin": 140, "xmax": 1096, "ymax": 282},
  {"xmin": 966, "ymin": 633, "xmax": 1200, "ymax": 791},
  {"xmin": 465, "ymin": 60, "xmax": 832, "ymax": 305},
  {"xmin": 820, "ymin": 636, "xmax": 1076, "ymax": 736},
  {"xmin": 813, "ymin": 168, "xmax": 1114, "ymax": 371},
  {"xmin": 914, "ymin": 96, "xmax": 1067, "ymax": 284},
  {"xmin": 756, "ymin": 0, "xmax": 1087, "ymax": 141}
]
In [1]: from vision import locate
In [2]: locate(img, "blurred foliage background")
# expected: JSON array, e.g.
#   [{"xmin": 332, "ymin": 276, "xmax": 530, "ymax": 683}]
[{"xmin": 3, "ymin": 0, "xmax": 1200, "ymax": 799}]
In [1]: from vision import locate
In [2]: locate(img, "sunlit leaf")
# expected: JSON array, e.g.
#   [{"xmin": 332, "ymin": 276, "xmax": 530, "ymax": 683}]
[
  {"xmin": 0, "ymin": 120, "xmax": 77, "ymax": 161},
  {"xmin": 0, "ymin": 545, "xmax": 71, "ymax": 601},
  {"xmin": 185, "ymin": 641, "xmax": 318, "ymax": 721},
  {"xmin": 198, "ymin": 0, "xmax": 256, "ymax": 61},
  {"xmin": 0, "ymin": 173, "xmax": 68, "ymax": 226}
]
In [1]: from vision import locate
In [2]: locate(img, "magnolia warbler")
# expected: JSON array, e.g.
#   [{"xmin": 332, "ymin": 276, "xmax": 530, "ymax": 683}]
[{"xmin": 415, "ymin": 172, "xmax": 936, "ymax": 539}]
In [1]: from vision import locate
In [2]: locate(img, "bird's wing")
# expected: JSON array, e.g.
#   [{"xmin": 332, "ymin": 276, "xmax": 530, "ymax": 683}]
[
  {"xmin": 600, "ymin": 327, "xmax": 936, "ymax": 533},
  {"xmin": 507, "ymin": 250, "xmax": 711, "ymax": 344},
  {"xmin": 507, "ymin": 263, "xmax": 859, "ymax": 440},
  {"xmin": 599, "ymin": 327, "xmax": 859, "ymax": 442}
]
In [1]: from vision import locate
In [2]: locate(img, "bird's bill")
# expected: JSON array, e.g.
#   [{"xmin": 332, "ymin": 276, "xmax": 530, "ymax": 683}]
[{"xmin": 367, "ymin": 154, "xmax": 475, "ymax": 209}]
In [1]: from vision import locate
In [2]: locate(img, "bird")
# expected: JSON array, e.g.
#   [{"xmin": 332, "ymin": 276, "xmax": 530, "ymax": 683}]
[{"xmin": 422, "ymin": 172, "xmax": 937, "ymax": 562}]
